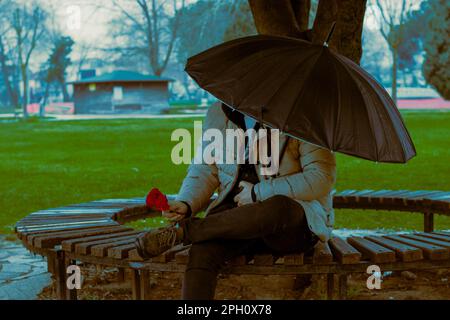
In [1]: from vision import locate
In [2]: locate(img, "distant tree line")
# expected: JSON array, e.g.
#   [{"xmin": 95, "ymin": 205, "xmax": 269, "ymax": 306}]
[{"xmin": 0, "ymin": 0, "xmax": 448, "ymax": 116}]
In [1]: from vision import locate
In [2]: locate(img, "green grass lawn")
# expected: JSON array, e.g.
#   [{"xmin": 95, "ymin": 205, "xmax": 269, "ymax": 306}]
[{"xmin": 1, "ymin": 111, "xmax": 449, "ymax": 234}]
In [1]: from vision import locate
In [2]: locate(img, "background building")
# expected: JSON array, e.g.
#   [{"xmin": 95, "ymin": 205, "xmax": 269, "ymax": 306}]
[{"xmin": 70, "ymin": 70, "xmax": 173, "ymax": 114}]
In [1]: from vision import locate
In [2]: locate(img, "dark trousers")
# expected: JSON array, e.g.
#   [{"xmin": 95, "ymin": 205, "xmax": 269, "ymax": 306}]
[{"xmin": 180, "ymin": 195, "xmax": 318, "ymax": 300}]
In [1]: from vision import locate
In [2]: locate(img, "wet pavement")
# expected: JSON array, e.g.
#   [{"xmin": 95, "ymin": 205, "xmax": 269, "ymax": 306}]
[{"xmin": 0, "ymin": 236, "xmax": 51, "ymax": 300}]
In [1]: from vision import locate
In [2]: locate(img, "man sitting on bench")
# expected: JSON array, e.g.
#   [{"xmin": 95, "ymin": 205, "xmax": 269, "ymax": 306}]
[{"xmin": 135, "ymin": 104, "xmax": 336, "ymax": 300}]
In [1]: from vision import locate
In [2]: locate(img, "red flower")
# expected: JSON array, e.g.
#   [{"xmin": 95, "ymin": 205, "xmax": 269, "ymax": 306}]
[{"xmin": 145, "ymin": 188, "xmax": 170, "ymax": 211}]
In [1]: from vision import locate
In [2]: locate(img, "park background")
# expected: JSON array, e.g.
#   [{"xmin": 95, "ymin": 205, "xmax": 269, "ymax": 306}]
[{"xmin": 0, "ymin": 0, "xmax": 449, "ymax": 300}]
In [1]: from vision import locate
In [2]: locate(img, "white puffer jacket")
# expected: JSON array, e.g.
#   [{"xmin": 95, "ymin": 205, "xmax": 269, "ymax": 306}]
[{"xmin": 176, "ymin": 106, "xmax": 337, "ymax": 242}]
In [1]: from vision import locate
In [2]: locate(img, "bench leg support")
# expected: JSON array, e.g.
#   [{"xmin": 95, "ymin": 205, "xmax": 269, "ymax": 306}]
[
  {"xmin": 140, "ymin": 270, "xmax": 151, "ymax": 300},
  {"xmin": 66, "ymin": 258, "xmax": 78, "ymax": 300},
  {"xmin": 55, "ymin": 251, "xmax": 79, "ymax": 300},
  {"xmin": 46, "ymin": 252, "xmax": 56, "ymax": 276},
  {"xmin": 327, "ymin": 274, "xmax": 334, "ymax": 300},
  {"xmin": 131, "ymin": 269, "xmax": 141, "ymax": 300},
  {"xmin": 117, "ymin": 268, "xmax": 125, "ymax": 282},
  {"xmin": 424, "ymin": 211, "xmax": 434, "ymax": 233},
  {"xmin": 55, "ymin": 251, "xmax": 66, "ymax": 300},
  {"xmin": 338, "ymin": 274, "xmax": 348, "ymax": 300}
]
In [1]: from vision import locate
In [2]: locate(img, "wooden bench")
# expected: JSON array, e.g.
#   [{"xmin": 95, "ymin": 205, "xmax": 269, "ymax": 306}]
[{"xmin": 15, "ymin": 190, "xmax": 450, "ymax": 300}]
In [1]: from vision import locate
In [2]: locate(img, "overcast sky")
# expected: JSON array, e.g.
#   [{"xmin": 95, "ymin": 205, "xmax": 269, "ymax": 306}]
[
  {"xmin": 36, "ymin": 0, "xmax": 424, "ymax": 45},
  {"xmin": 25, "ymin": 0, "xmax": 425, "ymax": 79}
]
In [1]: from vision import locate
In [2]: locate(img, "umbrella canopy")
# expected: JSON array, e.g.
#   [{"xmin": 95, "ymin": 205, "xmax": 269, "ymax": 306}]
[{"xmin": 185, "ymin": 35, "xmax": 416, "ymax": 163}]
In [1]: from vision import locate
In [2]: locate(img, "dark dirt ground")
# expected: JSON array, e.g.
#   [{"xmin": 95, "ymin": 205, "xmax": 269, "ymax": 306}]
[{"xmin": 38, "ymin": 264, "xmax": 450, "ymax": 300}]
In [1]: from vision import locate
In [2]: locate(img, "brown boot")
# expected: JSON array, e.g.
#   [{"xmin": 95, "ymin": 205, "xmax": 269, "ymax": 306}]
[{"xmin": 135, "ymin": 226, "xmax": 182, "ymax": 259}]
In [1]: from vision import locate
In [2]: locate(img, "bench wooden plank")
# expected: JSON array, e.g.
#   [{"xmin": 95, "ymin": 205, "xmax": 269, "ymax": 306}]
[
  {"xmin": 31, "ymin": 226, "xmax": 127, "ymax": 248},
  {"xmin": 75, "ymin": 234, "xmax": 139, "ymax": 255},
  {"xmin": 17, "ymin": 215, "xmax": 104, "ymax": 222},
  {"xmin": 108, "ymin": 243, "xmax": 136, "ymax": 259},
  {"xmin": 426, "ymin": 193, "xmax": 450, "ymax": 201},
  {"xmin": 16, "ymin": 218, "xmax": 112, "ymax": 229},
  {"xmin": 384, "ymin": 235, "xmax": 449, "ymax": 260},
  {"xmin": 313, "ymin": 241, "xmax": 333, "ymax": 264},
  {"xmin": 18, "ymin": 221, "xmax": 118, "ymax": 236},
  {"xmin": 364, "ymin": 189, "xmax": 392, "ymax": 197},
  {"xmin": 400, "ymin": 234, "xmax": 450, "ymax": 249},
  {"xmin": 365, "ymin": 236, "xmax": 423, "ymax": 262},
  {"xmin": 417, "ymin": 232, "xmax": 450, "ymax": 243},
  {"xmin": 61, "ymin": 230, "xmax": 139, "ymax": 251},
  {"xmin": 376, "ymin": 190, "xmax": 411, "ymax": 203},
  {"xmin": 329, "ymin": 237, "xmax": 361, "ymax": 264},
  {"xmin": 28, "ymin": 208, "xmax": 119, "ymax": 216},
  {"xmin": 434, "ymin": 231, "xmax": 450, "ymax": 237},
  {"xmin": 366, "ymin": 190, "xmax": 397, "ymax": 204},
  {"xmin": 347, "ymin": 237, "xmax": 396, "ymax": 263},
  {"xmin": 348, "ymin": 189, "xmax": 375, "ymax": 199},
  {"xmin": 18, "ymin": 223, "xmax": 118, "ymax": 241},
  {"xmin": 91, "ymin": 238, "xmax": 136, "ymax": 257},
  {"xmin": 405, "ymin": 190, "xmax": 443, "ymax": 200},
  {"xmin": 335, "ymin": 190, "xmax": 358, "ymax": 197},
  {"xmin": 25, "ymin": 224, "xmax": 116, "ymax": 242}
]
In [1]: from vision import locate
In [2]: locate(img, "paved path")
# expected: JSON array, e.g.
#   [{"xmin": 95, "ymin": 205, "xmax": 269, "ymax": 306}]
[{"xmin": 0, "ymin": 236, "xmax": 51, "ymax": 300}]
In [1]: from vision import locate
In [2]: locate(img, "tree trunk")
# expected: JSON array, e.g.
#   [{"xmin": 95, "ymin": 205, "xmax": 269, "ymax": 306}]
[
  {"xmin": 249, "ymin": 0, "xmax": 367, "ymax": 64},
  {"xmin": 290, "ymin": 0, "xmax": 311, "ymax": 31},
  {"xmin": 21, "ymin": 65, "xmax": 28, "ymax": 118},
  {"xmin": 0, "ymin": 38, "xmax": 19, "ymax": 108},
  {"xmin": 311, "ymin": 0, "xmax": 338, "ymax": 45},
  {"xmin": 332, "ymin": 0, "xmax": 367, "ymax": 64},
  {"xmin": 41, "ymin": 81, "xmax": 50, "ymax": 117},
  {"xmin": 61, "ymin": 82, "xmax": 70, "ymax": 102},
  {"xmin": 248, "ymin": 0, "xmax": 305, "ymax": 37},
  {"xmin": 391, "ymin": 48, "xmax": 398, "ymax": 104}
]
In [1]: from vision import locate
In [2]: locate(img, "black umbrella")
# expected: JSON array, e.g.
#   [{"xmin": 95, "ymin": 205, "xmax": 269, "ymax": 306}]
[{"xmin": 185, "ymin": 29, "xmax": 416, "ymax": 163}]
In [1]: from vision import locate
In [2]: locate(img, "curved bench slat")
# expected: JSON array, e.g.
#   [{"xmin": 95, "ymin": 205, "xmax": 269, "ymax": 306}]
[
  {"xmin": 434, "ymin": 231, "xmax": 450, "ymax": 237},
  {"xmin": 108, "ymin": 243, "xmax": 137, "ymax": 259},
  {"xmin": 417, "ymin": 232, "xmax": 450, "ymax": 243},
  {"xmin": 92, "ymin": 239, "xmax": 136, "ymax": 257},
  {"xmin": 405, "ymin": 190, "xmax": 443, "ymax": 200},
  {"xmin": 365, "ymin": 236, "xmax": 423, "ymax": 262},
  {"xmin": 329, "ymin": 237, "xmax": 361, "ymax": 264},
  {"xmin": 31, "ymin": 226, "xmax": 129, "ymax": 248},
  {"xmin": 347, "ymin": 237, "xmax": 396, "ymax": 263},
  {"xmin": 74, "ymin": 233, "xmax": 141, "ymax": 255},
  {"xmin": 312, "ymin": 241, "xmax": 333, "ymax": 264},
  {"xmin": 62, "ymin": 230, "xmax": 139, "ymax": 252},
  {"xmin": 17, "ymin": 222, "xmax": 119, "ymax": 239},
  {"xmin": 401, "ymin": 234, "xmax": 450, "ymax": 249},
  {"xmin": 16, "ymin": 219, "xmax": 113, "ymax": 230},
  {"xmin": 384, "ymin": 235, "xmax": 449, "ymax": 260}
]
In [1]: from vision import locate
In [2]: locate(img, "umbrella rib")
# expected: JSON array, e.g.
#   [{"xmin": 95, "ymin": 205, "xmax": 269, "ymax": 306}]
[
  {"xmin": 332, "ymin": 54, "xmax": 381, "ymax": 162},
  {"xmin": 337, "ymin": 54, "xmax": 412, "ymax": 162},
  {"xmin": 280, "ymin": 49, "xmax": 324, "ymax": 134},
  {"xmin": 345, "ymin": 59, "xmax": 415, "ymax": 162},
  {"xmin": 331, "ymin": 54, "xmax": 341, "ymax": 153}
]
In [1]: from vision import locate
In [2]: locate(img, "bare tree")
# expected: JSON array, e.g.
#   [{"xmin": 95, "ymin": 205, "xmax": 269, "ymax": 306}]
[
  {"xmin": 371, "ymin": 0, "xmax": 414, "ymax": 104},
  {"xmin": 11, "ymin": 3, "xmax": 47, "ymax": 117},
  {"xmin": 0, "ymin": 0, "xmax": 20, "ymax": 108},
  {"xmin": 109, "ymin": 0, "xmax": 185, "ymax": 76}
]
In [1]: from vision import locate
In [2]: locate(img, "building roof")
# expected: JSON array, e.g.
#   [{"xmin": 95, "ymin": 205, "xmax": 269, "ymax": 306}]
[{"xmin": 70, "ymin": 70, "xmax": 174, "ymax": 84}]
